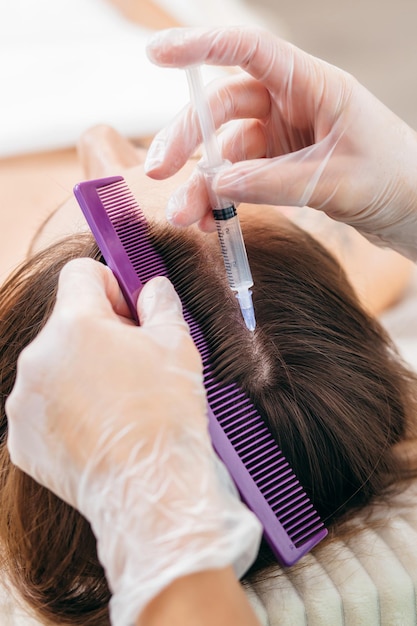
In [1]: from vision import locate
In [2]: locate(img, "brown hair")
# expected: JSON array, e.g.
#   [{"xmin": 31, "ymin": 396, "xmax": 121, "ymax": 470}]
[{"xmin": 1, "ymin": 220, "xmax": 416, "ymax": 624}]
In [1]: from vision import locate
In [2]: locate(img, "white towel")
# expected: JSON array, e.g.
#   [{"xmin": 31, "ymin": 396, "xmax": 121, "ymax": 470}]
[{"xmin": 247, "ymin": 481, "xmax": 417, "ymax": 625}]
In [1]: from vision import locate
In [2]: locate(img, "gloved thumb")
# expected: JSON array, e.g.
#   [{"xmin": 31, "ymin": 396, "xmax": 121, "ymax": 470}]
[{"xmin": 137, "ymin": 276, "xmax": 188, "ymax": 330}]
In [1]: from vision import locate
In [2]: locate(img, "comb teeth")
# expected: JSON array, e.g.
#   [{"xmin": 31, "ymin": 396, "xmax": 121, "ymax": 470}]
[
  {"xmin": 74, "ymin": 176, "xmax": 327, "ymax": 567},
  {"xmin": 97, "ymin": 181, "xmax": 167, "ymax": 283},
  {"xmin": 206, "ymin": 379, "xmax": 325, "ymax": 549}
]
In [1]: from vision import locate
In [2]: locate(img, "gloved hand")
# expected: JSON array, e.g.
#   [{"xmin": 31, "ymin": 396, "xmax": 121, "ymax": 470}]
[
  {"xmin": 6, "ymin": 259, "xmax": 261, "ymax": 626},
  {"xmin": 145, "ymin": 26, "xmax": 417, "ymax": 261}
]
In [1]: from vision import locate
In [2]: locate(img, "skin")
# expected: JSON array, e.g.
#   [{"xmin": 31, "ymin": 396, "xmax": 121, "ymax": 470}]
[
  {"xmin": 108, "ymin": 0, "xmax": 181, "ymax": 30},
  {"xmin": 0, "ymin": 147, "xmax": 84, "ymax": 284},
  {"xmin": 0, "ymin": 2, "xmax": 412, "ymax": 301},
  {"xmin": 5, "ymin": 127, "xmax": 264, "ymax": 624},
  {"xmin": 2, "ymin": 6, "xmax": 412, "ymax": 623},
  {"xmin": 6, "ymin": 253, "xmax": 263, "ymax": 626},
  {"xmin": 27, "ymin": 124, "xmax": 413, "ymax": 319},
  {"xmin": 0, "ymin": 0, "xmax": 180, "ymax": 284},
  {"xmin": 5, "ymin": 125, "xmax": 413, "ymax": 626},
  {"xmin": 137, "ymin": 568, "xmax": 261, "ymax": 626}
]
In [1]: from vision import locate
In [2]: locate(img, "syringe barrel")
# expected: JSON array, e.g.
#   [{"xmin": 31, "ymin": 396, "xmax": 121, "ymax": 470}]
[
  {"xmin": 200, "ymin": 160, "xmax": 254, "ymax": 291},
  {"xmin": 214, "ymin": 208, "xmax": 254, "ymax": 291}
]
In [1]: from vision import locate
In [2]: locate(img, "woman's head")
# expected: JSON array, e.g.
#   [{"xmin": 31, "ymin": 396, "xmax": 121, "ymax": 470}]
[{"xmin": 1, "ymin": 205, "xmax": 416, "ymax": 624}]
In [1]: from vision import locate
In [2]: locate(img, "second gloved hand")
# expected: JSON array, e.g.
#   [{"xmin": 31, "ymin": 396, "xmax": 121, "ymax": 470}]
[
  {"xmin": 6, "ymin": 259, "xmax": 262, "ymax": 626},
  {"xmin": 145, "ymin": 26, "xmax": 417, "ymax": 261}
]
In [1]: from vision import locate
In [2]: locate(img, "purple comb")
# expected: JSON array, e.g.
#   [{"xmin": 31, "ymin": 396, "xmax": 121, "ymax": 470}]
[{"xmin": 74, "ymin": 175, "xmax": 327, "ymax": 566}]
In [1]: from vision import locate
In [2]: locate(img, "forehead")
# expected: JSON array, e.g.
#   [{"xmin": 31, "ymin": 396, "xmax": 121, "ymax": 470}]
[
  {"xmin": 32, "ymin": 162, "xmax": 197, "ymax": 253},
  {"xmin": 33, "ymin": 163, "xmax": 296, "ymax": 254}
]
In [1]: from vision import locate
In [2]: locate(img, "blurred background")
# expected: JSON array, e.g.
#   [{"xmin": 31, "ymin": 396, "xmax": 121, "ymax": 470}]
[
  {"xmin": 1, "ymin": 0, "xmax": 417, "ymax": 281},
  {"xmin": 251, "ymin": 0, "xmax": 417, "ymax": 130}
]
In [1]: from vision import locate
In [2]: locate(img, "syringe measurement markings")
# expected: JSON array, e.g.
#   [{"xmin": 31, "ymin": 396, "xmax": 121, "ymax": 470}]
[{"xmin": 216, "ymin": 225, "xmax": 237, "ymax": 284}]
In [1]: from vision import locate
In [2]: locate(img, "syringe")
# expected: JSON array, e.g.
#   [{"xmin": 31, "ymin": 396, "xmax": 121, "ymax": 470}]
[{"xmin": 186, "ymin": 66, "xmax": 256, "ymax": 332}]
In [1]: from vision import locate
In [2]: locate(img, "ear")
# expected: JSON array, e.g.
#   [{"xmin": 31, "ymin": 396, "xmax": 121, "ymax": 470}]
[{"xmin": 77, "ymin": 125, "xmax": 145, "ymax": 178}]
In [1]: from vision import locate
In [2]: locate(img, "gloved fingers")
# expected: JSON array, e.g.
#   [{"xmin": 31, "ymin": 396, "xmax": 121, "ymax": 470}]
[
  {"xmin": 213, "ymin": 138, "xmax": 342, "ymax": 209},
  {"xmin": 218, "ymin": 118, "xmax": 269, "ymax": 163},
  {"xmin": 164, "ymin": 137, "xmax": 343, "ymax": 220},
  {"xmin": 164, "ymin": 131, "xmax": 279, "ymax": 228},
  {"xmin": 138, "ymin": 277, "xmax": 204, "ymax": 371},
  {"xmin": 166, "ymin": 168, "xmax": 217, "ymax": 231},
  {"xmin": 6, "ymin": 353, "xmax": 48, "ymax": 473},
  {"xmin": 8, "ymin": 259, "xmax": 130, "ymax": 428},
  {"xmin": 7, "ymin": 261, "xmax": 129, "ymax": 473},
  {"xmin": 164, "ymin": 121, "xmax": 267, "ymax": 228},
  {"xmin": 146, "ymin": 26, "xmax": 297, "ymax": 88},
  {"xmin": 145, "ymin": 74, "xmax": 270, "ymax": 178},
  {"xmin": 138, "ymin": 276, "xmax": 185, "ymax": 328},
  {"xmin": 145, "ymin": 104, "xmax": 201, "ymax": 178},
  {"xmin": 56, "ymin": 258, "xmax": 131, "ymax": 321},
  {"xmin": 197, "ymin": 211, "xmax": 218, "ymax": 233}
]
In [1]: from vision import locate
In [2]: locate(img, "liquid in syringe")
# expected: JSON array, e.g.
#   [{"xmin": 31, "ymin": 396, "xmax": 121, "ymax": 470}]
[{"xmin": 185, "ymin": 66, "xmax": 256, "ymax": 332}]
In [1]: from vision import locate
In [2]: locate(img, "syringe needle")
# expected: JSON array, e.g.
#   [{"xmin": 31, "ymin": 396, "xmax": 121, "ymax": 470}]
[{"xmin": 237, "ymin": 289, "xmax": 256, "ymax": 332}]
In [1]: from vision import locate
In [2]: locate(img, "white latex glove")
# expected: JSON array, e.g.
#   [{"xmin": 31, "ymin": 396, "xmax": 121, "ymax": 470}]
[
  {"xmin": 6, "ymin": 259, "xmax": 261, "ymax": 626},
  {"xmin": 145, "ymin": 26, "xmax": 417, "ymax": 261}
]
